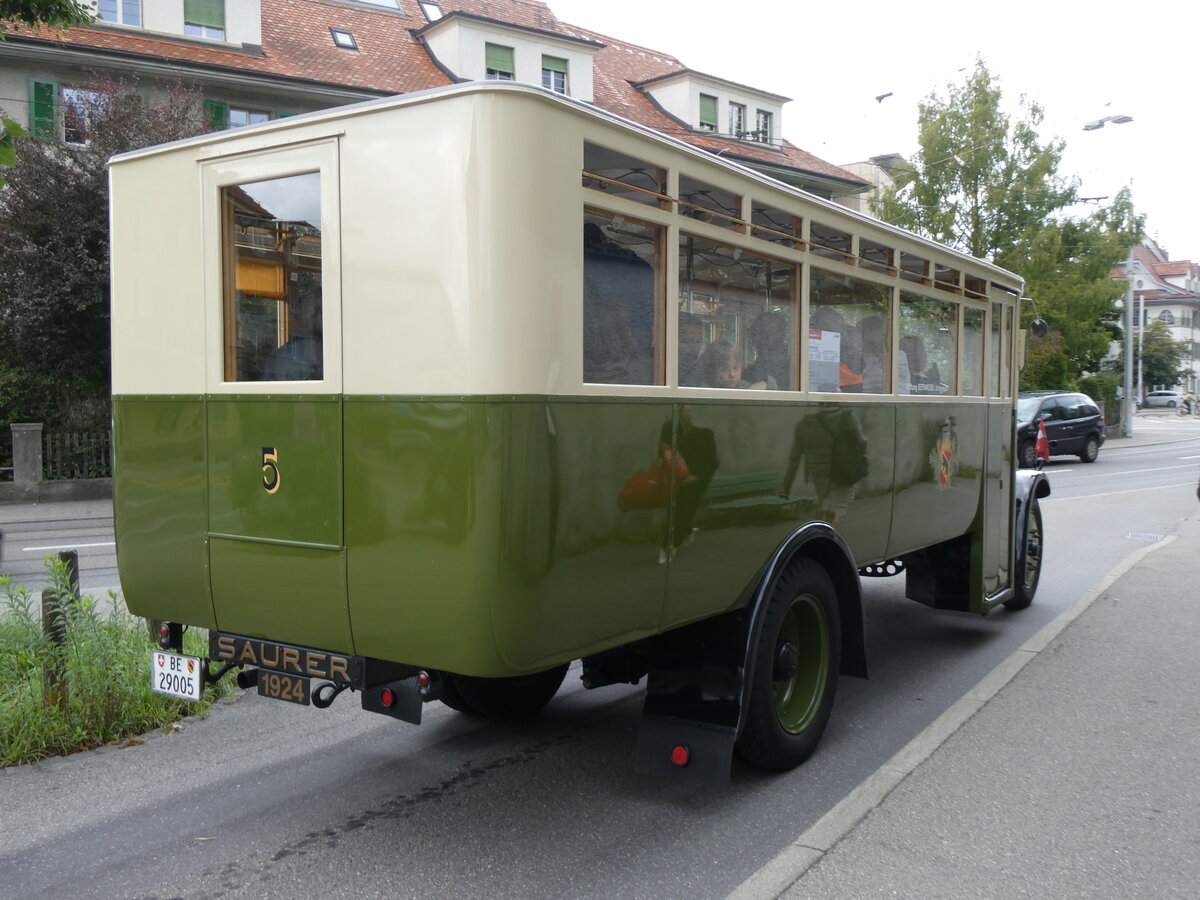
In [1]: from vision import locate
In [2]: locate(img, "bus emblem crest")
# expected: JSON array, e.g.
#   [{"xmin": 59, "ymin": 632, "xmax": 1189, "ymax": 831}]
[{"xmin": 929, "ymin": 419, "xmax": 958, "ymax": 489}]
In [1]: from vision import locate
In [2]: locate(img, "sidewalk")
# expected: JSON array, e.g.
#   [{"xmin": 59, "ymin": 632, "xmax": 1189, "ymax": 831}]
[{"xmin": 734, "ymin": 491, "xmax": 1200, "ymax": 898}]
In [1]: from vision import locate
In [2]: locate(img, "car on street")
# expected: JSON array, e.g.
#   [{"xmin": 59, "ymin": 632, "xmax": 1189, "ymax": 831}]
[
  {"xmin": 1016, "ymin": 390, "xmax": 1106, "ymax": 467},
  {"xmin": 1144, "ymin": 390, "xmax": 1182, "ymax": 408}
]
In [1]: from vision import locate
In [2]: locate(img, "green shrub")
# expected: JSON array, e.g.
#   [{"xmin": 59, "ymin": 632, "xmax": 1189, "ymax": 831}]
[{"xmin": 1, "ymin": 558, "xmax": 235, "ymax": 766}]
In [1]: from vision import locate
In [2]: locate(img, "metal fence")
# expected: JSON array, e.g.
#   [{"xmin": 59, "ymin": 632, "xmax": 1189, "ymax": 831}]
[
  {"xmin": 0, "ymin": 428, "xmax": 12, "ymax": 482},
  {"xmin": 42, "ymin": 430, "xmax": 113, "ymax": 481}
]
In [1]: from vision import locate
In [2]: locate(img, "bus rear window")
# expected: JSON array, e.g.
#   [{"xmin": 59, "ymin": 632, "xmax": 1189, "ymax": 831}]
[{"xmin": 221, "ymin": 173, "xmax": 323, "ymax": 382}]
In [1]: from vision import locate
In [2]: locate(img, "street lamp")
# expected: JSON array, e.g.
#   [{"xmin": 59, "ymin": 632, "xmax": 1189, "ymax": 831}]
[
  {"xmin": 1083, "ymin": 114, "xmax": 1134, "ymax": 131},
  {"xmin": 1080, "ymin": 113, "xmax": 1137, "ymax": 434}
]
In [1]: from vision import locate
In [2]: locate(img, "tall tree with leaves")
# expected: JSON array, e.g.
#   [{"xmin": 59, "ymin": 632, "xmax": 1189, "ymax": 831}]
[
  {"xmin": 0, "ymin": 0, "xmax": 91, "ymax": 34},
  {"xmin": 877, "ymin": 59, "xmax": 1078, "ymax": 263},
  {"xmin": 877, "ymin": 58, "xmax": 1143, "ymax": 389},
  {"xmin": 0, "ymin": 75, "xmax": 208, "ymax": 428}
]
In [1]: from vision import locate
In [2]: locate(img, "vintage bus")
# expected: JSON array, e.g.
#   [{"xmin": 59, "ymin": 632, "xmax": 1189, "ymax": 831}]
[{"xmin": 109, "ymin": 82, "xmax": 1048, "ymax": 783}]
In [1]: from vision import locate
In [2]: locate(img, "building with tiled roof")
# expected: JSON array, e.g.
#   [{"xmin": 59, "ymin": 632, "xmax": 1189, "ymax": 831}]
[
  {"xmin": 0, "ymin": 0, "xmax": 868, "ymax": 198},
  {"xmin": 1114, "ymin": 238, "xmax": 1200, "ymax": 393}
]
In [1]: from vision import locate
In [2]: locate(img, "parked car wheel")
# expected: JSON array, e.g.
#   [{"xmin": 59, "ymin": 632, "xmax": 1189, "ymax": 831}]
[
  {"xmin": 1078, "ymin": 435, "xmax": 1100, "ymax": 463},
  {"xmin": 1018, "ymin": 441, "xmax": 1039, "ymax": 469}
]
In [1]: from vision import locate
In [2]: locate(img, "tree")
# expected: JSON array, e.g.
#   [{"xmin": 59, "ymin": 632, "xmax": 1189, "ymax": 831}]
[
  {"xmin": 0, "ymin": 75, "xmax": 209, "ymax": 429},
  {"xmin": 1137, "ymin": 320, "xmax": 1189, "ymax": 390},
  {"xmin": 0, "ymin": 1, "xmax": 92, "ymax": 35},
  {"xmin": 876, "ymin": 59, "xmax": 1077, "ymax": 262},
  {"xmin": 1016, "ymin": 189, "xmax": 1143, "ymax": 389},
  {"xmin": 876, "ymin": 59, "xmax": 1143, "ymax": 389}
]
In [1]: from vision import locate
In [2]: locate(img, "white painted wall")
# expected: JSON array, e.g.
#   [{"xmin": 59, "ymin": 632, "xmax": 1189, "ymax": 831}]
[{"xmin": 422, "ymin": 18, "xmax": 595, "ymax": 102}]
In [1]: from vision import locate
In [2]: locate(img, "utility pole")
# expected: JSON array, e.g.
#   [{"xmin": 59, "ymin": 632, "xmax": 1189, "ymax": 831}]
[{"xmin": 1122, "ymin": 247, "xmax": 1136, "ymax": 438}]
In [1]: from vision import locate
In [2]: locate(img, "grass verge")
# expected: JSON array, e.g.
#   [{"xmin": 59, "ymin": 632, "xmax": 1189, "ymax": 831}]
[{"xmin": 1, "ymin": 557, "xmax": 236, "ymax": 767}]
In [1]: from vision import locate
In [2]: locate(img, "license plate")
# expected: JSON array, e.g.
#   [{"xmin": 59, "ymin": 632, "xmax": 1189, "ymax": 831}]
[
  {"xmin": 150, "ymin": 651, "xmax": 204, "ymax": 702},
  {"xmin": 257, "ymin": 670, "xmax": 311, "ymax": 706}
]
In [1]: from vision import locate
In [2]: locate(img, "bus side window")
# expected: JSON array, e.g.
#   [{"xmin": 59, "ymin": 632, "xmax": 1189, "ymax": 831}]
[
  {"xmin": 678, "ymin": 234, "xmax": 796, "ymax": 390},
  {"xmin": 583, "ymin": 212, "xmax": 664, "ymax": 385},
  {"xmin": 809, "ymin": 268, "xmax": 889, "ymax": 393}
]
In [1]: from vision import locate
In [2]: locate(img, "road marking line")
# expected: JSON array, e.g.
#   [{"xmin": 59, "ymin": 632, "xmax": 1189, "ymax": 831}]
[
  {"xmin": 1044, "ymin": 481, "xmax": 1197, "ymax": 502},
  {"xmin": 22, "ymin": 541, "xmax": 116, "ymax": 552}
]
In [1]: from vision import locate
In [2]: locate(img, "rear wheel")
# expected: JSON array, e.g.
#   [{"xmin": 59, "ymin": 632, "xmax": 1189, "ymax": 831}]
[
  {"xmin": 446, "ymin": 664, "xmax": 569, "ymax": 717},
  {"xmin": 736, "ymin": 559, "xmax": 840, "ymax": 770},
  {"xmin": 1078, "ymin": 435, "xmax": 1100, "ymax": 463},
  {"xmin": 1005, "ymin": 498, "xmax": 1043, "ymax": 610}
]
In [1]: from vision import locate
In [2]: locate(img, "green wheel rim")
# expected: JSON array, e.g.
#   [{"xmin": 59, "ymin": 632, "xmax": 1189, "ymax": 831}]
[{"xmin": 771, "ymin": 593, "xmax": 829, "ymax": 734}]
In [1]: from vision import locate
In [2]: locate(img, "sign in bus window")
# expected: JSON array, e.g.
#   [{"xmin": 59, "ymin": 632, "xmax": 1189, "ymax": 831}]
[
  {"xmin": 222, "ymin": 172, "xmax": 322, "ymax": 382},
  {"xmin": 809, "ymin": 269, "xmax": 890, "ymax": 393},
  {"xmin": 583, "ymin": 211, "xmax": 664, "ymax": 385},
  {"xmin": 900, "ymin": 294, "xmax": 958, "ymax": 395},
  {"xmin": 678, "ymin": 235, "xmax": 795, "ymax": 389}
]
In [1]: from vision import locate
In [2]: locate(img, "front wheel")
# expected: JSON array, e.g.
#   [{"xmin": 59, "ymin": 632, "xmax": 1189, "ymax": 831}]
[
  {"xmin": 1078, "ymin": 435, "xmax": 1100, "ymax": 463},
  {"xmin": 445, "ymin": 664, "xmax": 569, "ymax": 717},
  {"xmin": 1005, "ymin": 497, "xmax": 1043, "ymax": 610},
  {"xmin": 736, "ymin": 559, "xmax": 840, "ymax": 770},
  {"xmin": 1018, "ymin": 440, "xmax": 1039, "ymax": 469}
]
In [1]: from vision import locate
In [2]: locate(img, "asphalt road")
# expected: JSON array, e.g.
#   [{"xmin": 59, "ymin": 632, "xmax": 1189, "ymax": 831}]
[{"xmin": 2, "ymin": 425, "xmax": 1199, "ymax": 899}]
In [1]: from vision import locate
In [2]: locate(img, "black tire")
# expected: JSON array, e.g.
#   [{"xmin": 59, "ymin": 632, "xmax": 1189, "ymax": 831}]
[
  {"xmin": 735, "ymin": 558, "xmax": 840, "ymax": 771},
  {"xmin": 1078, "ymin": 435, "xmax": 1100, "ymax": 463},
  {"xmin": 1168, "ymin": 400, "xmax": 1177, "ymax": 408},
  {"xmin": 438, "ymin": 676, "xmax": 478, "ymax": 714},
  {"xmin": 1018, "ymin": 440, "xmax": 1039, "ymax": 469},
  {"xmin": 446, "ymin": 663, "xmax": 569, "ymax": 717},
  {"xmin": 1005, "ymin": 497, "xmax": 1043, "ymax": 610}
]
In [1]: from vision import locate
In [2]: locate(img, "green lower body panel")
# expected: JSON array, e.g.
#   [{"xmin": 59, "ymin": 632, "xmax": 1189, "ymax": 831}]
[{"xmin": 114, "ymin": 394, "xmax": 1007, "ymax": 676}]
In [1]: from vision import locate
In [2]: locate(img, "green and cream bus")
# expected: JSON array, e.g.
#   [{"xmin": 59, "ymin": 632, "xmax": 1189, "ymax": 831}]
[{"xmin": 109, "ymin": 82, "xmax": 1048, "ymax": 783}]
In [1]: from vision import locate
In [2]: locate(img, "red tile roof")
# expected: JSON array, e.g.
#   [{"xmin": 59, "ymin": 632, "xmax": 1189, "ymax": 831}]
[{"xmin": 4, "ymin": 0, "xmax": 866, "ymax": 187}]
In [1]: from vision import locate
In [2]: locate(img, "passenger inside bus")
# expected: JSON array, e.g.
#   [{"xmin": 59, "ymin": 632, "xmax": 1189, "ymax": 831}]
[
  {"xmin": 678, "ymin": 312, "xmax": 705, "ymax": 387},
  {"xmin": 583, "ymin": 221, "xmax": 657, "ymax": 384},
  {"xmin": 700, "ymin": 339, "xmax": 772, "ymax": 390},
  {"xmin": 743, "ymin": 310, "xmax": 790, "ymax": 389}
]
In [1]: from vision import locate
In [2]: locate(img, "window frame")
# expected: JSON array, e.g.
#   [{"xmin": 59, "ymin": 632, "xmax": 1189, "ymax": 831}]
[
  {"xmin": 485, "ymin": 43, "xmax": 515, "ymax": 81},
  {"xmin": 541, "ymin": 55, "xmax": 569, "ymax": 94},
  {"xmin": 97, "ymin": 0, "xmax": 141, "ymax": 26},
  {"xmin": 200, "ymin": 140, "xmax": 343, "ymax": 395}
]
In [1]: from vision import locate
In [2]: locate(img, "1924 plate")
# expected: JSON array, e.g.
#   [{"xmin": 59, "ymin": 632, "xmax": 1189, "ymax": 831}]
[
  {"xmin": 150, "ymin": 651, "xmax": 204, "ymax": 702},
  {"xmin": 257, "ymin": 670, "xmax": 311, "ymax": 705}
]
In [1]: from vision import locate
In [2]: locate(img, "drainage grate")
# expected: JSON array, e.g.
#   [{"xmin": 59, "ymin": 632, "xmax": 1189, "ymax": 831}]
[{"xmin": 1126, "ymin": 532, "xmax": 1165, "ymax": 542}]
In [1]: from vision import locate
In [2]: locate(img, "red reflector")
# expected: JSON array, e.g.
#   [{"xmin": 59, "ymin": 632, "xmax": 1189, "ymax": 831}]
[
  {"xmin": 670, "ymin": 745, "xmax": 690, "ymax": 767},
  {"xmin": 418, "ymin": 671, "xmax": 430, "ymax": 687},
  {"xmin": 380, "ymin": 689, "xmax": 396, "ymax": 707}
]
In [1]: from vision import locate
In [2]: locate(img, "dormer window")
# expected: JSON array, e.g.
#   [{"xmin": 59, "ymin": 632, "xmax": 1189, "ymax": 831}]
[
  {"xmin": 184, "ymin": 0, "xmax": 225, "ymax": 41},
  {"xmin": 729, "ymin": 102, "xmax": 746, "ymax": 138},
  {"xmin": 98, "ymin": 0, "xmax": 141, "ymax": 26},
  {"xmin": 542, "ymin": 56, "xmax": 568, "ymax": 94},
  {"xmin": 755, "ymin": 109, "xmax": 773, "ymax": 143},
  {"xmin": 485, "ymin": 43, "xmax": 515, "ymax": 81},
  {"xmin": 331, "ymin": 28, "xmax": 358, "ymax": 50},
  {"xmin": 419, "ymin": 1, "xmax": 443, "ymax": 20},
  {"xmin": 698, "ymin": 94, "xmax": 718, "ymax": 132}
]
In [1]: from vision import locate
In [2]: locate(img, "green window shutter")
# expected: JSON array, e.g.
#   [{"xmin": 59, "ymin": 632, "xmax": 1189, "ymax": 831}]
[
  {"xmin": 29, "ymin": 79, "xmax": 57, "ymax": 140},
  {"xmin": 274, "ymin": 110, "xmax": 295, "ymax": 118},
  {"xmin": 184, "ymin": 0, "xmax": 225, "ymax": 28},
  {"xmin": 205, "ymin": 99, "xmax": 229, "ymax": 131},
  {"xmin": 699, "ymin": 94, "xmax": 717, "ymax": 128},
  {"xmin": 542, "ymin": 55, "xmax": 568, "ymax": 74},
  {"xmin": 485, "ymin": 43, "xmax": 514, "ymax": 73}
]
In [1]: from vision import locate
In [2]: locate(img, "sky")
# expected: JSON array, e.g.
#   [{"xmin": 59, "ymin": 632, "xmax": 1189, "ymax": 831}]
[{"xmin": 546, "ymin": 0, "xmax": 1197, "ymax": 261}]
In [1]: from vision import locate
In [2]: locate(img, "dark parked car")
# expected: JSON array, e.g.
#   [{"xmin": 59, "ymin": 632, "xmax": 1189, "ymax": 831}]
[{"xmin": 1017, "ymin": 390, "xmax": 1106, "ymax": 466}]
